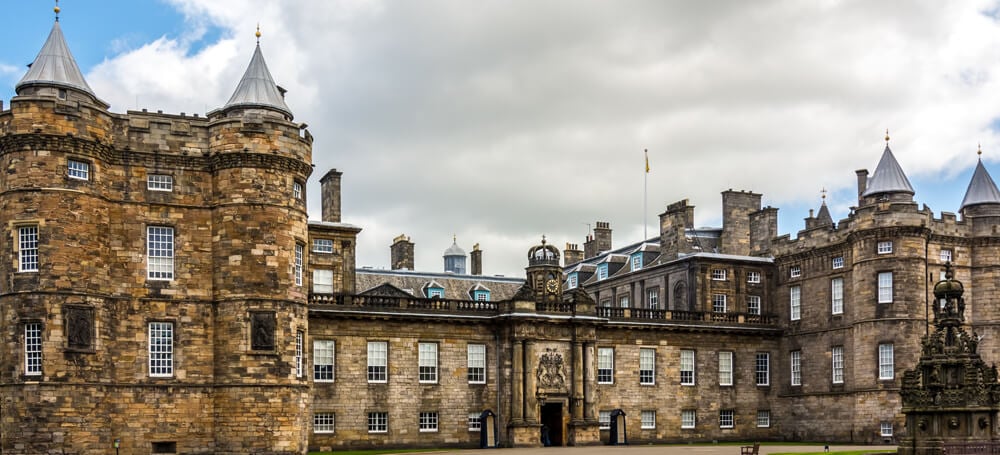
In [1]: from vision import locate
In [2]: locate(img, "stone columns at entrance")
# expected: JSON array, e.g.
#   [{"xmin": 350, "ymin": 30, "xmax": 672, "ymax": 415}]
[
  {"xmin": 583, "ymin": 342, "xmax": 596, "ymax": 421},
  {"xmin": 524, "ymin": 340, "xmax": 538, "ymax": 423},
  {"xmin": 511, "ymin": 340, "xmax": 524, "ymax": 423},
  {"xmin": 571, "ymin": 341, "xmax": 585, "ymax": 423}
]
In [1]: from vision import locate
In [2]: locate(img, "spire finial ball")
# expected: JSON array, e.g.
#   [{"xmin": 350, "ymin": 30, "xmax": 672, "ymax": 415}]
[
  {"xmin": 978, "ymin": 143, "xmax": 983, "ymax": 156},
  {"xmin": 255, "ymin": 23, "xmax": 261, "ymax": 40},
  {"xmin": 885, "ymin": 129, "xmax": 890, "ymax": 143}
]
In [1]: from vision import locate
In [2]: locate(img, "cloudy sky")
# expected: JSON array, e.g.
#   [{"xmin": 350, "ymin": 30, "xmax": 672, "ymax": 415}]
[{"xmin": 4, "ymin": 1, "xmax": 1000, "ymax": 277}]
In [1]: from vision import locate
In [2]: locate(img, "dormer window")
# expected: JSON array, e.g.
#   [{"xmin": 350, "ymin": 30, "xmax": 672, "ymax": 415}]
[
  {"xmin": 631, "ymin": 254, "xmax": 643, "ymax": 272},
  {"xmin": 425, "ymin": 281, "xmax": 445, "ymax": 299},
  {"xmin": 597, "ymin": 264, "xmax": 609, "ymax": 281},
  {"xmin": 473, "ymin": 290, "xmax": 490, "ymax": 301},
  {"xmin": 567, "ymin": 273, "xmax": 578, "ymax": 289}
]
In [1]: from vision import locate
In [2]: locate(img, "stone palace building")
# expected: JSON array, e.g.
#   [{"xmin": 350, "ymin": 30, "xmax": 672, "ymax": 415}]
[{"xmin": 5, "ymin": 9, "xmax": 1000, "ymax": 455}]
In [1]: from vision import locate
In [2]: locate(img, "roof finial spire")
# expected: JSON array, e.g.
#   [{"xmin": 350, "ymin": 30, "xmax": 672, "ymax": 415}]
[
  {"xmin": 821, "ymin": 187, "xmax": 827, "ymax": 203},
  {"xmin": 978, "ymin": 143, "xmax": 983, "ymax": 157},
  {"xmin": 54, "ymin": 0, "xmax": 60, "ymax": 22},
  {"xmin": 885, "ymin": 129, "xmax": 890, "ymax": 144},
  {"xmin": 541, "ymin": 235, "xmax": 547, "ymax": 245},
  {"xmin": 255, "ymin": 23, "xmax": 261, "ymax": 44}
]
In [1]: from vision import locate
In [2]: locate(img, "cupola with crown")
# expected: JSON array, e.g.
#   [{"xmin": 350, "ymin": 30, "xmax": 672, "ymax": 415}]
[
  {"xmin": 443, "ymin": 235, "xmax": 467, "ymax": 274},
  {"xmin": 858, "ymin": 130, "xmax": 915, "ymax": 206},
  {"xmin": 526, "ymin": 236, "xmax": 562, "ymax": 302}
]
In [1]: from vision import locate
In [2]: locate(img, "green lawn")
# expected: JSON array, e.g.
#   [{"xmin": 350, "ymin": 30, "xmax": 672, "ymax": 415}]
[
  {"xmin": 770, "ymin": 451, "xmax": 897, "ymax": 455},
  {"xmin": 309, "ymin": 449, "xmax": 454, "ymax": 455}
]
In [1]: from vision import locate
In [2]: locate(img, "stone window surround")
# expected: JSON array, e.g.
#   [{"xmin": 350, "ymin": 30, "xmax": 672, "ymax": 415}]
[
  {"xmin": 67, "ymin": 158, "xmax": 90, "ymax": 180},
  {"xmin": 294, "ymin": 331, "xmax": 304, "ymax": 378},
  {"xmin": 641, "ymin": 410, "xmax": 656, "ymax": 429},
  {"xmin": 877, "ymin": 271, "xmax": 893, "ymax": 303},
  {"xmin": 757, "ymin": 410, "xmax": 771, "ymax": 428},
  {"xmin": 467, "ymin": 344, "xmax": 486, "ymax": 384},
  {"xmin": 16, "ymin": 224, "xmax": 40, "ymax": 273},
  {"xmin": 878, "ymin": 342, "xmax": 894, "ymax": 380},
  {"xmin": 755, "ymin": 352, "xmax": 769, "ymax": 386},
  {"xmin": 680, "ymin": 349, "xmax": 696, "ymax": 386},
  {"xmin": 719, "ymin": 409, "xmax": 735, "ymax": 428},
  {"xmin": 940, "ymin": 248, "xmax": 953, "ymax": 263},
  {"xmin": 367, "ymin": 341, "xmax": 388, "ymax": 383},
  {"xmin": 832, "ymin": 256, "xmax": 845, "ymax": 269},
  {"xmin": 832, "ymin": 345, "xmax": 844, "ymax": 384},
  {"xmin": 718, "ymin": 351, "xmax": 734, "ymax": 386},
  {"xmin": 312, "ymin": 238, "xmax": 334, "ymax": 253},
  {"xmin": 597, "ymin": 347, "xmax": 614, "ymax": 384},
  {"xmin": 147, "ymin": 173, "xmax": 173, "ymax": 191},
  {"xmin": 468, "ymin": 413, "xmax": 482, "ymax": 431},
  {"xmin": 790, "ymin": 350, "xmax": 801, "ymax": 386},
  {"xmin": 639, "ymin": 347, "xmax": 655, "ymax": 385},
  {"xmin": 24, "ymin": 320, "xmax": 43, "ymax": 377},
  {"xmin": 368, "ymin": 412, "xmax": 388, "ymax": 433},
  {"xmin": 146, "ymin": 225, "xmax": 175, "ymax": 281},
  {"xmin": 314, "ymin": 339, "xmax": 335, "ymax": 382},
  {"xmin": 711, "ymin": 268, "xmax": 727, "ymax": 281},
  {"xmin": 148, "ymin": 320, "xmax": 175, "ymax": 378},
  {"xmin": 314, "ymin": 412, "xmax": 335, "ymax": 434},
  {"xmin": 418, "ymin": 342, "xmax": 438, "ymax": 384},
  {"xmin": 712, "ymin": 294, "xmax": 727, "ymax": 313},
  {"xmin": 418, "ymin": 411, "xmax": 438, "ymax": 432},
  {"xmin": 747, "ymin": 271, "xmax": 761, "ymax": 283},
  {"xmin": 294, "ymin": 243, "xmax": 304, "ymax": 286},
  {"xmin": 831, "ymin": 277, "xmax": 844, "ymax": 315},
  {"xmin": 681, "ymin": 409, "xmax": 696, "ymax": 429},
  {"xmin": 599, "ymin": 410, "xmax": 611, "ymax": 430},
  {"xmin": 748, "ymin": 295, "xmax": 761, "ymax": 315},
  {"xmin": 790, "ymin": 286, "xmax": 801, "ymax": 321},
  {"xmin": 877, "ymin": 240, "xmax": 893, "ymax": 254},
  {"xmin": 790, "ymin": 265, "xmax": 802, "ymax": 278}
]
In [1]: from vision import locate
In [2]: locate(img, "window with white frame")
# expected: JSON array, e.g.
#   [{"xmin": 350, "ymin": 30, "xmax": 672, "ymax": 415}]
[
  {"xmin": 312, "ymin": 238, "xmax": 333, "ymax": 253},
  {"xmin": 294, "ymin": 243, "xmax": 304, "ymax": 286},
  {"xmin": 368, "ymin": 412, "xmax": 388, "ymax": 433},
  {"xmin": 313, "ymin": 269, "xmax": 333, "ymax": 294},
  {"xmin": 711, "ymin": 269, "xmax": 727, "ymax": 280},
  {"xmin": 790, "ymin": 265, "xmax": 801, "ymax": 277},
  {"xmin": 757, "ymin": 410, "xmax": 771, "ymax": 428},
  {"xmin": 680, "ymin": 349, "xmax": 695, "ymax": 385},
  {"xmin": 647, "ymin": 288, "xmax": 659, "ymax": 308},
  {"xmin": 631, "ymin": 254, "xmax": 643, "ymax": 271},
  {"xmin": 719, "ymin": 410, "xmax": 735, "ymax": 428},
  {"xmin": 147, "ymin": 174, "xmax": 173, "ymax": 191},
  {"xmin": 712, "ymin": 294, "xmax": 727, "ymax": 313},
  {"xmin": 597, "ymin": 347, "xmax": 614, "ymax": 384},
  {"xmin": 67, "ymin": 159, "xmax": 89, "ymax": 180},
  {"xmin": 941, "ymin": 249, "xmax": 952, "ymax": 263},
  {"xmin": 597, "ymin": 264, "xmax": 608, "ymax": 280},
  {"xmin": 878, "ymin": 272, "xmax": 893, "ymax": 303},
  {"xmin": 748, "ymin": 295, "xmax": 761, "ymax": 315},
  {"xmin": 681, "ymin": 410, "xmax": 696, "ymax": 429},
  {"xmin": 599, "ymin": 410, "xmax": 611, "ymax": 430},
  {"xmin": 755, "ymin": 352, "xmax": 770, "ymax": 386},
  {"xmin": 641, "ymin": 410, "xmax": 656, "ymax": 429},
  {"xmin": 832, "ymin": 256, "xmax": 844, "ymax": 269},
  {"xmin": 640, "ymin": 348, "xmax": 655, "ymax": 385},
  {"xmin": 881, "ymin": 422, "xmax": 893, "ymax": 437},
  {"xmin": 567, "ymin": 274, "xmax": 578, "ymax": 289},
  {"xmin": 18, "ymin": 225, "xmax": 39, "ymax": 272},
  {"xmin": 878, "ymin": 241, "xmax": 893, "ymax": 254},
  {"xmin": 468, "ymin": 344, "xmax": 486, "ymax": 383},
  {"xmin": 313, "ymin": 340, "xmax": 335, "ymax": 382},
  {"xmin": 879, "ymin": 343, "xmax": 894, "ymax": 380},
  {"xmin": 314, "ymin": 412, "xmax": 335, "ymax": 433},
  {"xmin": 293, "ymin": 181, "xmax": 303, "ymax": 200},
  {"xmin": 25, "ymin": 322, "xmax": 42, "ymax": 376},
  {"xmin": 790, "ymin": 350, "xmax": 801, "ymax": 386},
  {"xmin": 367, "ymin": 341, "xmax": 387, "ymax": 383},
  {"xmin": 474, "ymin": 291, "xmax": 490, "ymax": 301},
  {"xmin": 747, "ymin": 271, "xmax": 761, "ymax": 283},
  {"xmin": 148, "ymin": 321, "xmax": 174, "ymax": 377},
  {"xmin": 832, "ymin": 345, "xmax": 844, "ymax": 384},
  {"xmin": 295, "ymin": 331, "xmax": 304, "ymax": 378},
  {"xmin": 619, "ymin": 295, "xmax": 630, "ymax": 308},
  {"xmin": 719, "ymin": 351, "xmax": 733, "ymax": 386},
  {"xmin": 418, "ymin": 342, "xmax": 438, "ymax": 383},
  {"xmin": 427, "ymin": 288, "xmax": 444, "ymax": 298},
  {"xmin": 419, "ymin": 412, "xmax": 438, "ymax": 432},
  {"xmin": 790, "ymin": 286, "xmax": 801, "ymax": 321},
  {"xmin": 468, "ymin": 413, "xmax": 482, "ymax": 431},
  {"xmin": 831, "ymin": 277, "xmax": 844, "ymax": 315},
  {"xmin": 147, "ymin": 226, "xmax": 174, "ymax": 280}
]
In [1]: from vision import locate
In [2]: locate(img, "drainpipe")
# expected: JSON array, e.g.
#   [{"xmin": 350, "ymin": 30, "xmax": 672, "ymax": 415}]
[{"xmin": 496, "ymin": 329, "xmax": 502, "ymax": 446}]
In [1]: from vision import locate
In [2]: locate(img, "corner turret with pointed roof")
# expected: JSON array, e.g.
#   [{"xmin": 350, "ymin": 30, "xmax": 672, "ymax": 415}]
[
  {"xmin": 212, "ymin": 28, "xmax": 293, "ymax": 120},
  {"xmin": 15, "ymin": 7, "xmax": 108, "ymax": 109},
  {"xmin": 860, "ymin": 132, "xmax": 914, "ymax": 204},
  {"xmin": 960, "ymin": 148, "xmax": 1000, "ymax": 212},
  {"xmin": 802, "ymin": 189, "xmax": 834, "ymax": 231}
]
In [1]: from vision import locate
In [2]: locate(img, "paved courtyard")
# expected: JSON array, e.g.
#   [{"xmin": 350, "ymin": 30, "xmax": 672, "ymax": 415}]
[{"xmin": 455, "ymin": 444, "xmax": 893, "ymax": 455}]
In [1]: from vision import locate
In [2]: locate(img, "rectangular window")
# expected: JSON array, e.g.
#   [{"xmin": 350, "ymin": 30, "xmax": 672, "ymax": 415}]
[
  {"xmin": 468, "ymin": 344, "xmax": 486, "ymax": 383},
  {"xmin": 879, "ymin": 343, "xmax": 894, "ymax": 380},
  {"xmin": 631, "ymin": 254, "xmax": 642, "ymax": 271},
  {"xmin": 67, "ymin": 159, "xmax": 89, "ymax": 180},
  {"xmin": 790, "ymin": 286, "xmax": 801, "ymax": 321},
  {"xmin": 419, "ymin": 342, "xmax": 438, "ymax": 383},
  {"xmin": 294, "ymin": 243, "xmax": 304, "ymax": 286},
  {"xmin": 314, "ymin": 412, "xmax": 335, "ymax": 433},
  {"xmin": 832, "ymin": 346, "xmax": 844, "ymax": 384},
  {"xmin": 941, "ymin": 249, "xmax": 953, "ymax": 263},
  {"xmin": 314, "ymin": 340, "xmax": 335, "ymax": 382},
  {"xmin": 18, "ymin": 225, "xmax": 39, "ymax": 272},
  {"xmin": 313, "ymin": 269, "xmax": 334, "ymax": 294},
  {"xmin": 619, "ymin": 295, "xmax": 629, "ymax": 308},
  {"xmin": 468, "ymin": 413, "xmax": 482, "ymax": 431},
  {"xmin": 295, "ymin": 331, "xmax": 304, "ymax": 378},
  {"xmin": 597, "ymin": 264, "xmax": 608, "ymax": 280},
  {"xmin": 747, "ymin": 271, "xmax": 761, "ymax": 283},
  {"xmin": 790, "ymin": 265, "xmax": 801, "ymax": 277},
  {"xmin": 748, "ymin": 295, "xmax": 761, "ymax": 315},
  {"xmin": 647, "ymin": 288, "xmax": 659, "ymax": 308},
  {"xmin": 711, "ymin": 269, "xmax": 727, "ymax": 280},
  {"xmin": 419, "ymin": 412, "xmax": 438, "ymax": 432},
  {"xmin": 640, "ymin": 348, "xmax": 655, "ymax": 385},
  {"xmin": 312, "ymin": 238, "xmax": 334, "ymax": 253},
  {"xmin": 832, "ymin": 256, "xmax": 844, "ymax": 269},
  {"xmin": 719, "ymin": 410, "xmax": 734, "ymax": 428},
  {"xmin": 712, "ymin": 294, "xmax": 727, "ymax": 313},
  {"xmin": 367, "ymin": 341, "xmax": 387, "ymax": 383},
  {"xmin": 757, "ymin": 410, "xmax": 771, "ymax": 428},
  {"xmin": 881, "ymin": 422, "xmax": 893, "ymax": 437},
  {"xmin": 831, "ymin": 277, "xmax": 844, "ymax": 315},
  {"xmin": 474, "ymin": 291, "xmax": 489, "ymax": 301},
  {"xmin": 147, "ymin": 226, "xmax": 174, "ymax": 280},
  {"xmin": 599, "ymin": 410, "xmax": 611, "ymax": 430},
  {"xmin": 681, "ymin": 410, "xmax": 696, "ymax": 429},
  {"xmin": 147, "ymin": 174, "xmax": 173, "ymax": 191},
  {"xmin": 149, "ymin": 322, "xmax": 174, "ymax": 377},
  {"xmin": 597, "ymin": 347, "xmax": 614, "ymax": 384},
  {"xmin": 718, "ymin": 351, "xmax": 733, "ymax": 386},
  {"xmin": 641, "ymin": 410, "xmax": 656, "ymax": 429},
  {"xmin": 878, "ymin": 272, "xmax": 893, "ymax": 303},
  {"xmin": 878, "ymin": 241, "xmax": 893, "ymax": 254},
  {"xmin": 680, "ymin": 349, "xmax": 695, "ymax": 385},
  {"xmin": 755, "ymin": 352, "xmax": 770, "ymax": 386},
  {"xmin": 293, "ymin": 181, "xmax": 303, "ymax": 200},
  {"xmin": 25, "ymin": 322, "xmax": 42, "ymax": 376},
  {"xmin": 790, "ymin": 350, "xmax": 801, "ymax": 386},
  {"xmin": 368, "ymin": 412, "xmax": 388, "ymax": 433},
  {"xmin": 567, "ymin": 274, "xmax": 578, "ymax": 289}
]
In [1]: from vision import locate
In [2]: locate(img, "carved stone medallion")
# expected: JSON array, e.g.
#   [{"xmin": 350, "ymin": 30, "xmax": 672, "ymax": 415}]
[{"xmin": 537, "ymin": 348, "xmax": 566, "ymax": 389}]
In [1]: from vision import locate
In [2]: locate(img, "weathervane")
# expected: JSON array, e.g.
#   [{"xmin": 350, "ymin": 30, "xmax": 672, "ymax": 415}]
[{"xmin": 54, "ymin": 0, "xmax": 60, "ymax": 22}]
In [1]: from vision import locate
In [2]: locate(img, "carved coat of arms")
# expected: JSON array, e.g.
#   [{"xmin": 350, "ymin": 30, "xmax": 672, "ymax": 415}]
[{"xmin": 537, "ymin": 348, "xmax": 566, "ymax": 389}]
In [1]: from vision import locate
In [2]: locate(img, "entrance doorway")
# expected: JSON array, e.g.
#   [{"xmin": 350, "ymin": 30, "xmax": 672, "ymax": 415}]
[{"xmin": 540, "ymin": 402, "xmax": 564, "ymax": 446}]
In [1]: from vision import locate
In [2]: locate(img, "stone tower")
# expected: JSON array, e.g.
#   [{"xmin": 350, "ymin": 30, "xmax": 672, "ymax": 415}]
[{"xmin": 526, "ymin": 238, "xmax": 563, "ymax": 302}]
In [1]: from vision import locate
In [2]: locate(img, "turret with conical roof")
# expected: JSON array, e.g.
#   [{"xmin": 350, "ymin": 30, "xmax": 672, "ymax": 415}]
[
  {"xmin": 210, "ymin": 27, "xmax": 292, "ymax": 121},
  {"xmin": 859, "ymin": 132, "xmax": 915, "ymax": 206},
  {"xmin": 960, "ymin": 148, "xmax": 1000, "ymax": 234}
]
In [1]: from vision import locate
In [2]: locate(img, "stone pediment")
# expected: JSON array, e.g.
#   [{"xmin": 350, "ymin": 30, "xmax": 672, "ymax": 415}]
[{"xmin": 359, "ymin": 283, "xmax": 414, "ymax": 298}]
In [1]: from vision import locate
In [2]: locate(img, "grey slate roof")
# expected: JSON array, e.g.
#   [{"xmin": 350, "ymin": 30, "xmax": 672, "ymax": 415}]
[
  {"xmin": 16, "ymin": 21, "xmax": 95, "ymax": 96},
  {"xmin": 960, "ymin": 159, "xmax": 1000, "ymax": 210},
  {"xmin": 444, "ymin": 240, "xmax": 467, "ymax": 257},
  {"xmin": 862, "ymin": 146, "xmax": 915, "ymax": 197},
  {"xmin": 356, "ymin": 269, "xmax": 524, "ymax": 301},
  {"xmin": 223, "ymin": 44, "xmax": 292, "ymax": 117},
  {"xmin": 815, "ymin": 202, "xmax": 833, "ymax": 226}
]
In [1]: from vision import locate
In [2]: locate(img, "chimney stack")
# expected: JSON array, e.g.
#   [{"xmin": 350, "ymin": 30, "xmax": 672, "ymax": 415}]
[
  {"xmin": 855, "ymin": 169, "xmax": 868, "ymax": 204},
  {"xmin": 583, "ymin": 221, "xmax": 612, "ymax": 259},
  {"xmin": 470, "ymin": 243, "xmax": 483, "ymax": 275},
  {"xmin": 659, "ymin": 200, "xmax": 695, "ymax": 260},
  {"xmin": 390, "ymin": 234, "xmax": 415, "ymax": 270},
  {"xmin": 320, "ymin": 169, "xmax": 343, "ymax": 223},
  {"xmin": 564, "ymin": 243, "xmax": 583, "ymax": 265}
]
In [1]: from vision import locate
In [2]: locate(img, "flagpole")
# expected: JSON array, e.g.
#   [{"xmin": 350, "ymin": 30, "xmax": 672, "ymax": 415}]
[{"xmin": 644, "ymin": 149, "xmax": 648, "ymax": 240}]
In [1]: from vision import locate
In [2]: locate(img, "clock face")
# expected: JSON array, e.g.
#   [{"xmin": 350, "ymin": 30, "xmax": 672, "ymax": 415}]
[{"xmin": 545, "ymin": 279, "xmax": 560, "ymax": 293}]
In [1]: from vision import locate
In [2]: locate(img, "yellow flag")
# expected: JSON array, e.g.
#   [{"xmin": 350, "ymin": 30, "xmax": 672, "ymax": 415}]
[{"xmin": 645, "ymin": 149, "xmax": 650, "ymax": 173}]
